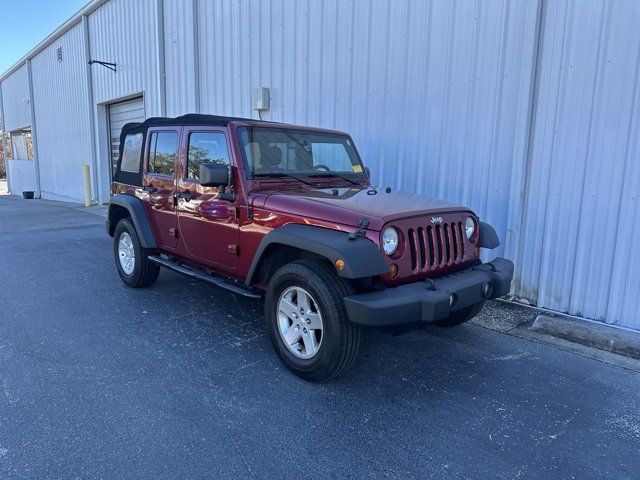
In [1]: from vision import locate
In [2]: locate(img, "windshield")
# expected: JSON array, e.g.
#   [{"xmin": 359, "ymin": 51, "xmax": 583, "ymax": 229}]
[{"xmin": 237, "ymin": 127, "xmax": 366, "ymax": 179}]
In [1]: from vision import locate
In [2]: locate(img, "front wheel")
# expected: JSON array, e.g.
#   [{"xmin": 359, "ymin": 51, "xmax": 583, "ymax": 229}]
[
  {"xmin": 113, "ymin": 218, "xmax": 160, "ymax": 288},
  {"xmin": 265, "ymin": 260, "xmax": 364, "ymax": 382}
]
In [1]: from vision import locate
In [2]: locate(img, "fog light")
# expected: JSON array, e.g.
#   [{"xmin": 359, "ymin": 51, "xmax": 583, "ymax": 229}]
[
  {"xmin": 482, "ymin": 281, "xmax": 493, "ymax": 298},
  {"xmin": 388, "ymin": 263, "xmax": 398, "ymax": 278},
  {"xmin": 335, "ymin": 259, "xmax": 345, "ymax": 271},
  {"xmin": 449, "ymin": 294, "xmax": 457, "ymax": 308}
]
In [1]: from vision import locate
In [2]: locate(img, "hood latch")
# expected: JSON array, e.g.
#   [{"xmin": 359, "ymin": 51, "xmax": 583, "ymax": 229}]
[{"xmin": 349, "ymin": 218, "xmax": 369, "ymax": 240}]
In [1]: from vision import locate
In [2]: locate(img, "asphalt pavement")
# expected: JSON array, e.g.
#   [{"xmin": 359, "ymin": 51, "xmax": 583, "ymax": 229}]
[{"xmin": 1, "ymin": 195, "xmax": 639, "ymax": 479}]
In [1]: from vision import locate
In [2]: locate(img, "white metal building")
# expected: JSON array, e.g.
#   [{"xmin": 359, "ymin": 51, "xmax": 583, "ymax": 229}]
[{"xmin": 1, "ymin": 0, "xmax": 639, "ymax": 330}]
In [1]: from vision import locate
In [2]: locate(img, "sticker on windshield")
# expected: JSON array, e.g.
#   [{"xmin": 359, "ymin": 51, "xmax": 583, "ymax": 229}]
[{"xmin": 352, "ymin": 165, "xmax": 363, "ymax": 173}]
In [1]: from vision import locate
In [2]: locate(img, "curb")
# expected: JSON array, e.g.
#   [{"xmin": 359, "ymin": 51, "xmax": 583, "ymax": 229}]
[{"xmin": 531, "ymin": 315, "xmax": 640, "ymax": 360}]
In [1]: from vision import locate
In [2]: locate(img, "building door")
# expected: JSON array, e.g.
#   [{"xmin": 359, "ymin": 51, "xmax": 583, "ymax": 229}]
[{"xmin": 108, "ymin": 96, "xmax": 145, "ymax": 181}]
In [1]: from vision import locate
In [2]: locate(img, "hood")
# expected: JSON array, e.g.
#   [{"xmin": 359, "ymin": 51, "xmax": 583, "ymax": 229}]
[{"xmin": 254, "ymin": 185, "xmax": 472, "ymax": 231}]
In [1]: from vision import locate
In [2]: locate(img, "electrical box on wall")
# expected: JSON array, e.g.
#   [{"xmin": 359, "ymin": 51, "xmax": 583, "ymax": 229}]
[{"xmin": 252, "ymin": 87, "xmax": 270, "ymax": 111}]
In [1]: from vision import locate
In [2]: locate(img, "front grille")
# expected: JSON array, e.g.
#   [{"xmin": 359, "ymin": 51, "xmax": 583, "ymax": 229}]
[{"xmin": 407, "ymin": 222, "xmax": 467, "ymax": 271}]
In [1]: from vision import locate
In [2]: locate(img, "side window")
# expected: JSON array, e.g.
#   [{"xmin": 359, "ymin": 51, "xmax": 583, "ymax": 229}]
[
  {"xmin": 120, "ymin": 133, "xmax": 143, "ymax": 173},
  {"xmin": 147, "ymin": 131, "xmax": 178, "ymax": 176},
  {"xmin": 186, "ymin": 132, "xmax": 230, "ymax": 180}
]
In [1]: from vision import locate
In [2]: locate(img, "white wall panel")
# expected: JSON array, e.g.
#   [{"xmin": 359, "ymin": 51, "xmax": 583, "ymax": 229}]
[
  {"xmin": 1, "ymin": 65, "xmax": 31, "ymax": 131},
  {"xmin": 515, "ymin": 0, "xmax": 640, "ymax": 328},
  {"xmin": 195, "ymin": 0, "xmax": 540, "ymax": 263},
  {"xmin": 31, "ymin": 23, "xmax": 94, "ymax": 202},
  {"xmin": 163, "ymin": 0, "xmax": 197, "ymax": 116},
  {"xmin": 88, "ymin": 0, "xmax": 160, "ymax": 115},
  {"xmin": 6, "ymin": 160, "xmax": 37, "ymax": 194}
]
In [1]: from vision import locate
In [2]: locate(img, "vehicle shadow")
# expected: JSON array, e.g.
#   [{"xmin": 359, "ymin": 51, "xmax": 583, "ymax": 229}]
[{"xmin": 146, "ymin": 269, "xmax": 513, "ymax": 396}]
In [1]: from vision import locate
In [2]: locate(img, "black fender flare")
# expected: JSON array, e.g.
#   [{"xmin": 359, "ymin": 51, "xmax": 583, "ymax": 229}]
[
  {"xmin": 106, "ymin": 194, "xmax": 157, "ymax": 249},
  {"xmin": 478, "ymin": 221, "xmax": 500, "ymax": 249},
  {"xmin": 245, "ymin": 224, "xmax": 389, "ymax": 286}
]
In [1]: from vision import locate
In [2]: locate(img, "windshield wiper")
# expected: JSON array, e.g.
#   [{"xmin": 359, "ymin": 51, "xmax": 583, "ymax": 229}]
[
  {"xmin": 307, "ymin": 172, "xmax": 359, "ymax": 185},
  {"xmin": 253, "ymin": 172, "xmax": 315, "ymax": 186}
]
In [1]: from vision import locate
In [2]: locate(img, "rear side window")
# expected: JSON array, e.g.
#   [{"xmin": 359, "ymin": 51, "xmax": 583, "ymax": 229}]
[
  {"xmin": 147, "ymin": 131, "xmax": 178, "ymax": 176},
  {"xmin": 120, "ymin": 133, "xmax": 143, "ymax": 173},
  {"xmin": 186, "ymin": 132, "xmax": 230, "ymax": 180}
]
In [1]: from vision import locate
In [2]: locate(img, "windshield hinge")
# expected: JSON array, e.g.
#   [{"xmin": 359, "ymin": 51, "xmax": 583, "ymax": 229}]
[{"xmin": 349, "ymin": 218, "xmax": 369, "ymax": 240}]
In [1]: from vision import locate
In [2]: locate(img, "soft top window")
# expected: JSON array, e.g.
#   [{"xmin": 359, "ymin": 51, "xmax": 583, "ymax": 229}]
[{"xmin": 120, "ymin": 133, "xmax": 143, "ymax": 173}]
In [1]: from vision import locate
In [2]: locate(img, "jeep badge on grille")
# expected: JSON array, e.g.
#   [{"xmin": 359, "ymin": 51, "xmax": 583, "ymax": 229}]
[{"xmin": 430, "ymin": 216, "xmax": 443, "ymax": 224}]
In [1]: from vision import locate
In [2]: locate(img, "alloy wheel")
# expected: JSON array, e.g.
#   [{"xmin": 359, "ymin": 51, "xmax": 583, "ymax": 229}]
[
  {"xmin": 118, "ymin": 232, "xmax": 135, "ymax": 275},
  {"xmin": 277, "ymin": 286, "xmax": 323, "ymax": 359}
]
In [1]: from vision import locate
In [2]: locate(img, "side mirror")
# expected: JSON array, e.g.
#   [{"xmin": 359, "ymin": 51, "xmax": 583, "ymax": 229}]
[
  {"xmin": 199, "ymin": 163, "xmax": 236, "ymax": 202},
  {"xmin": 200, "ymin": 163, "xmax": 230, "ymax": 187}
]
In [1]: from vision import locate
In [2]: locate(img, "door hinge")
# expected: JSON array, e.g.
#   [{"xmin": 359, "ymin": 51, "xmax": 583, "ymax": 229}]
[
  {"xmin": 227, "ymin": 244, "xmax": 239, "ymax": 255},
  {"xmin": 169, "ymin": 227, "xmax": 179, "ymax": 239}
]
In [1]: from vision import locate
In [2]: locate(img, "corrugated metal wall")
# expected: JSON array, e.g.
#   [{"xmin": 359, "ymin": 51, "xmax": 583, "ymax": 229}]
[
  {"xmin": 88, "ymin": 0, "xmax": 160, "ymax": 114},
  {"xmin": 0, "ymin": 84, "xmax": 2, "ymax": 131},
  {"xmin": 164, "ymin": 0, "xmax": 197, "ymax": 116},
  {"xmin": 1, "ymin": 64, "xmax": 37, "ymax": 196},
  {"xmin": 0, "ymin": 64, "xmax": 31, "ymax": 131},
  {"xmin": 5, "ymin": 160, "xmax": 37, "ymax": 194},
  {"xmin": 31, "ymin": 23, "xmax": 94, "ymax": 202},
  {"xmin": 514, "ymin": 0, "xmax": 640, "ymax": 328},
  {"xmin": 193, "ymin": 0, "xmax": 540, "ymax": 264}
]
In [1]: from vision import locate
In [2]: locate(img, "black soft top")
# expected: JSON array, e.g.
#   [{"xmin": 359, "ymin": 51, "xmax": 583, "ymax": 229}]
[
  {"xmin": 115, "ymin": 113, "xmax": 279, "ymax": 186},
  {"xmin": 121, "ymin": 113, "xmax": 256, "ymax": 136}
]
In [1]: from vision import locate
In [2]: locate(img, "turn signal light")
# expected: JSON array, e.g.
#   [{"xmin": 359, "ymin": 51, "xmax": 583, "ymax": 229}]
[
  {"xmin": 335, "ymin": 259, "xmax": 345, "ymax": 271},
  {"xmin": 388, "ymin": 264, "xmax": 398, "ymax": 278}
]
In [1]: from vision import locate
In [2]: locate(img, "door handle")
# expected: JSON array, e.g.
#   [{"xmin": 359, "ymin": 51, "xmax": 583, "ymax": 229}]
[
  {"xmin": 142, "ymin": 185, "xmax": 157, "ymax": 193},
  {"xmin": 176, "ymin": 191, "xmax": 193, "ymax": 201}
]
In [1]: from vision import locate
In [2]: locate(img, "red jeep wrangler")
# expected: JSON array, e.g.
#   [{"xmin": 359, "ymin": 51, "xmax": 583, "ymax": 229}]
[{"xmin": 107, "ymin": 114, "xmax": 513, "ymax": 381}]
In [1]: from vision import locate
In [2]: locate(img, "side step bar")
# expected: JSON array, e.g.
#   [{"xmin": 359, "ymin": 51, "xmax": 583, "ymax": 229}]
[{"xmin": 148, "ymin": 255, "xmax": 262, "ymax": 299}]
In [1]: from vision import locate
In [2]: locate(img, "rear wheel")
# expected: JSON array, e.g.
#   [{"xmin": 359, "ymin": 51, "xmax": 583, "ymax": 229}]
[
  {"xmin": 265, "ymin": 260, "xmax": 364, "ymax": 382},
  {"xmin": 113, "ymin": 218, "xmax": 160, "ymax": 288},
  {"xmin": 433, "ymin": 302, "xmax": 484, "ymax": 327}
]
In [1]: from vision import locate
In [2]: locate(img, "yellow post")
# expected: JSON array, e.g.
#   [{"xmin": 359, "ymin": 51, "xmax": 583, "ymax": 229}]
[{"xmin": 83, "ymin": 164, "xmax": 92, "ymax": 207}]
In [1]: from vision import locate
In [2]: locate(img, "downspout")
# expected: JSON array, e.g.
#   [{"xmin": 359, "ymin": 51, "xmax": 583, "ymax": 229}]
[
  {"xmin": 82, "ymin": 14, "xmax": 99, "ymax": 203},
  {"xmin": 26, "ymin": 58, "xmax": 42, "ymax": 198},
  {"xmin": 156, "ymin": 0, "xmax": 167, "ymax": 116},
  {"xmin": 508, "ymin": 0, "xmax": 546, "ymax": 296}
]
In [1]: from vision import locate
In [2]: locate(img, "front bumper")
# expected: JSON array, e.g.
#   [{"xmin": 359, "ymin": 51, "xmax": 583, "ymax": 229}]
[{"xmin": 343, "ymin": 257, "xmax": 514, "ymax": 328}]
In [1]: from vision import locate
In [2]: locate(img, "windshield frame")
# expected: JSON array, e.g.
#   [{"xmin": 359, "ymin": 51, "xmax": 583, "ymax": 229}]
[{"xmin": 236, "ymin": 125, "xmax": 368, "ymax": 183}]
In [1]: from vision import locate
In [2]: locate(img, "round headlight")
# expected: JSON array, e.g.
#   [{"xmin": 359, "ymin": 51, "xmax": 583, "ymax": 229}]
[
  {"xmin": 382, "ymin": 227, "xmax": 399, "ymax": 256},
  {"xmin": 465, "ymin": 216, "xmax": 476, "ymax": 239}
]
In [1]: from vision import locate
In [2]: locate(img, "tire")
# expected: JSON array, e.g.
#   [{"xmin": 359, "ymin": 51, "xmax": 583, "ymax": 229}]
[
  {"xmin": 264, "ymin": 259, "xmax": 364, "ymax": 382},
  {"xmin": 433, "ymin": 302, "xmax": 485, "ymax": 327},
  {"xmin": 113, "ymin": 217, "xmax": 160, "ymax": 288}
]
